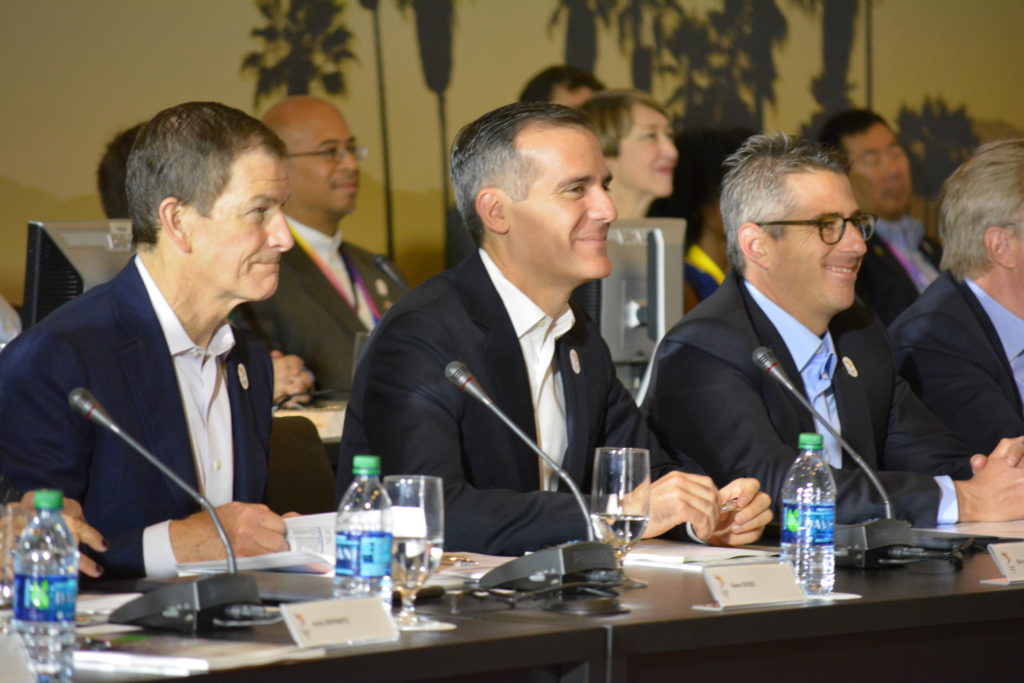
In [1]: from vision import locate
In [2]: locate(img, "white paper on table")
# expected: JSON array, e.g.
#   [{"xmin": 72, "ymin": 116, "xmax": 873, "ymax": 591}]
[{"xmin": 624, "ymin": 539, "xmax": 776, "ymax": 572}]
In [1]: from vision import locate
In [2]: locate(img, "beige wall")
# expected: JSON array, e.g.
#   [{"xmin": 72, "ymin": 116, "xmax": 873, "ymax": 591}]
[{"xmin": 2, "ymin": 0, "xmax": 1024, "ymax": 304}]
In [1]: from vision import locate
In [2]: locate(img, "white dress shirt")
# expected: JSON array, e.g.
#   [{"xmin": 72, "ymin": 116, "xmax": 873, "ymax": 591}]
[
  {"xmin": 289, "ymin": 217, "xmax": 375, "ymax": 331},
  {"xmin": 136, "ymin": 258, "xmax": 236, "ymax": 576},
  {"xmin": 480, "ymin": 250, "xmax": 574, "ymax": 490}
]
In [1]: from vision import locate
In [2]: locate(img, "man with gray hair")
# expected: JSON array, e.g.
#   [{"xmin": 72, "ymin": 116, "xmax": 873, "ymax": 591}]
[
  {"xmin": 338, "ymin": 102, "xmax": 773, "ymax": 556},
  {"xmin": 892, "ymin": 139, "xmax": 1024, "ymax": 455},
  {"xmin": 645, "ymin": 132, "xmax": 1024, "ymax": 526}
]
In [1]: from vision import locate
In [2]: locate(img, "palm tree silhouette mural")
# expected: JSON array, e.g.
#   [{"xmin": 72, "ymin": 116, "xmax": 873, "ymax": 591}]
[
  {"xmin": 241, "ymin": 0, "xmax": 356, "ymax": 108},
  {"xmin": 549, "ymin": 0, "xmax": 616, "ymax": 72},
  {"xmin": 398, "ymin": 0, "xmax": 456, "ymax": 225}
]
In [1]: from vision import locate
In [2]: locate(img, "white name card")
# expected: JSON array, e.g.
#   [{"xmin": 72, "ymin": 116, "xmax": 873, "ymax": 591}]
[
  {"xmin": 982, "ymin": 541, "xmax": 1024, "ymax": 585},
  {"xmin": 694, "ymin": 562, "xmax": 808, "ymax": 611},
  {"xmin": 282, "ymin": 597, "xmax": 399, "ymax": 648}
]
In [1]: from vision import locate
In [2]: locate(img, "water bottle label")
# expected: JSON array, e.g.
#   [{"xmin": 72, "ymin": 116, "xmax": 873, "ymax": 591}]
[
  {"xmin": 335, "ymin": 530, "xmax": 392, "ymax": 579},
  {"xmin": 781, "ymin": 502, "xmax": 835, "ymax": 545},
  {"xmin": 13, "ymin": 574, "xmax": 77, "ymax": 622}
]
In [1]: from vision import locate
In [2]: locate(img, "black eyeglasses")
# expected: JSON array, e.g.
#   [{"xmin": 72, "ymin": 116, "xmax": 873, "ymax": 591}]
[
  {"xmin": 286, "ymin": 143, "xmax": 368, "ymax": 164},
  {"xmin": 758, "ymin": 213, "xmax": 877, "ymax": 245}
]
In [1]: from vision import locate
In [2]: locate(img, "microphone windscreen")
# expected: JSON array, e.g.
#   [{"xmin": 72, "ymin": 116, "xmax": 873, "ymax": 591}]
[{"xmin": 751, "ymin": 346, "xmax": 777, "ymax": 372}]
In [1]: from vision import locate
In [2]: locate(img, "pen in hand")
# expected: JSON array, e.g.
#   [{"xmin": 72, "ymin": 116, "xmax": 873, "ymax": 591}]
[{"xmin": 720, "ymin": 497, "xmax": 740, "ymax": 513}]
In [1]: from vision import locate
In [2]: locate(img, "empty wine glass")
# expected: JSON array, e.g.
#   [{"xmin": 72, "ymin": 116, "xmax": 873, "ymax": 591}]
[
  {"xmin": 383, "ymin": 475, "xmax": 455, "ymax": 631},
  {"xmin": 590, "ymin": 447, "xmax": 651, "ymax": 590}
]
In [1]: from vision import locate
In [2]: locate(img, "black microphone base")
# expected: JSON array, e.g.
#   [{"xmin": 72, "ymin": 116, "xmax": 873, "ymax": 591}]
[
  {"xmin": 478, "ymin": 541, "xmax": 618, "ymax": 591},
  {"xmin": 109, "ymin": 573, "xmax": 262, "ymax": 633},
  {"xmin": 835, "ymin": 519, "xmax": 914, "ymax": 568}
]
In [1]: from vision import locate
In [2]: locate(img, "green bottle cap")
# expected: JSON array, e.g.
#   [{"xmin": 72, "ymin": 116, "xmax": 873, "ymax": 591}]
[
  {"xmin": 352, "ymin": 454, "xmax": 381, "ymax": 475},
  {"xmin": 798, "ymin": 433, "xmax": 824, "ymax": 450},
  {"xmin": 33, "ymin": 489, "xmax": 64, "ymax": 511}
]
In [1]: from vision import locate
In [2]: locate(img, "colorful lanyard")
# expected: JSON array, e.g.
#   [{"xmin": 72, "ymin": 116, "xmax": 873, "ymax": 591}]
[{"xmin": 290, "ymin": 227, "xmax": 382, "ymax": 325}]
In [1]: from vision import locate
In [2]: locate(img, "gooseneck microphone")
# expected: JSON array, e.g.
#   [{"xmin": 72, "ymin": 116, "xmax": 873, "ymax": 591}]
[
  {"xmin": 68, "ymin": 388, "xmax": 262, "ymax": 631},
  {"xmin": 751, "ymin": 347, "xmax": 894, "ymax": 519},
  {"xmin": 373, "ymin": 254, "xmax": 410, "ymax": 295},
  {"xmin": 445, "ymin": 362, "xmax": 594, "ymax": 542},
  {"xmin": 69, "ymin": 388, "xmax": 240, "ymax": 573},
  {"xmin": 751, "ymin": 347, "xmax": 918, "ymax": 569}
]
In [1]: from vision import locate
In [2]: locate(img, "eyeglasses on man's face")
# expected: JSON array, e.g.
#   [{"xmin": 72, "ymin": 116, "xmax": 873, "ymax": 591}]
[
  {"xmin": 286, "ymin": 143, "xmax": 368, "ymax": 164},
  {"xmin": 758, "ymin": 212, "xmax": 877, "ymax": 245}
]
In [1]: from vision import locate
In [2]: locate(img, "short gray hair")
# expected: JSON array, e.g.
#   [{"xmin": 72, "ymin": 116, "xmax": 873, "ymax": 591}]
[
  {"xmin": 720, "ymin": 132, "xmax": 848, "ymax": 273},
  {"xmin": 939, "ymin": 139, "xmax": 1024, "ymax": 279},
  {"xmin": 450, "ymin": 102, "xmax": 594, "ymax": 246}
]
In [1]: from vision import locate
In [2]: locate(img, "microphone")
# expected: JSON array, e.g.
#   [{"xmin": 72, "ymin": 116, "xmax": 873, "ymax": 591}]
[
  {"xmin": 68, "ymin": 388, "xmax": 260, "ymax": 631},
  {"xmin": 444, "ymin": 362, "xmax": 620, "ymax": 602},
  {"xmin": 373, "ymin": 254, "xmax": 410, "ymax": 295},
  {"xmin": 751, "ymin": 347, "xmax": 915, "ymax": 568}
]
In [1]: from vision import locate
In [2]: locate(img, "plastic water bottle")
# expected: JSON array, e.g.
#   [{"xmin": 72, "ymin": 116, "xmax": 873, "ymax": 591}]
[
  {"xmin": 334, "ymin": 455, "xmax": 393, "ymax": 604},
  {"xmin": 12, "ymin": 490, "xmax": 78, "ymax": 683},
  {"xmin": 780, "ymin": 433, "xmax": 836, "ymax": 595}
]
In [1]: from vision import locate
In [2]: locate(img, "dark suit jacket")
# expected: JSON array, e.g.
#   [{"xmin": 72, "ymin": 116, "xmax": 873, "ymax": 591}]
[
  {"xmin": 0, "ymin": 262, "xmax": 272, "ymax": 576},
  {"xmin": 856, "ymin": 232, "xmax": 942, "ymax": 326},
  {"xmin": 337, "ymin": 252, "xmax": 705, "ymax": 556},
  {"xmin": 891, "ymin": 273, "xmax": 1024, "ymax": 455},
  {"xmin": 236, "ymin": 239, "xmax": 401, "ymax": 394},
  {"xmin": 643, "ymin": 271, "xmax": 970, "ymax": 526}
]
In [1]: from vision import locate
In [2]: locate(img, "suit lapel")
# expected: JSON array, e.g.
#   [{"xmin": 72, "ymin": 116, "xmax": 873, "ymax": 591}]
[
  {"xmin": 224, "ymin": 346, "xmax": 267, "ymax": 502},
  {"xmin": 829, "ymin": 337, "xmax": 877, "ymax": 468},
  {"xmin": 342, "ymin": 243, "xmax": 400, "ymax": 316},
  {"xmin": 112, "ymin": 264, "xmax": 199, "ymax": 513},
  {"xmin": 285, "ymin": 246, "xmax": 369, "ymax": 335},
  {"xmin": 955, "ymin": 276, "xmax": 1023, "ymax": 412},
  {"xmin": 556, "ymin": 325, "xmax": 589, "ymax": 488}
]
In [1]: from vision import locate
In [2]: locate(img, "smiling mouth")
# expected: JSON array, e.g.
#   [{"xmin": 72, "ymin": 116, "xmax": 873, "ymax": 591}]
[{"xmin": 825, "ymin": 263, "xmax": 858, "ymax": 276}]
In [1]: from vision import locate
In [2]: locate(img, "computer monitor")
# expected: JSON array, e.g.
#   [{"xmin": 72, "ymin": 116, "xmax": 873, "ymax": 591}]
[
  {"xmin": 21, "ymin": 219, "xmax": 134, "ymax": 329},
  {"xmin": 570, "ymin": 218, "xmax": 686, "ymax": 396}
]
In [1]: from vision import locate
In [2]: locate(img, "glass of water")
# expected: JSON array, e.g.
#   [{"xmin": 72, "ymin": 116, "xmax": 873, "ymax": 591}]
[
  {"xmin": 590, "ymin": 447, "xmax": 651, "ymax": 590},
  {"xmin": 383, "ymin": 475, "xmax": 454, "ymax": 631}
]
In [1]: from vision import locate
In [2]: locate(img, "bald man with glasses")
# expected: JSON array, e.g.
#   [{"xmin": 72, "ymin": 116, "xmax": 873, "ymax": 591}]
[
  {"xmin": 237, "ymin": 96, "xmax": 406, "ymax": 394},
  {"xmin": 644, "ymin": 132, "xmax": 1024, "ymax": 527}
]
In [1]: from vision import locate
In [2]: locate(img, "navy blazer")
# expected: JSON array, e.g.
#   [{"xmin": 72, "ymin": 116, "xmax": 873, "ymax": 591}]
[
  {"xmin": 891, "ymin": 272, "xmax": 1024, "ymax": 455},
  {"xmin": 0, "ymin": 262, "xmax": 272, "ymax": 576},
  {"xmin": 337, "ymin": 251, "xmax": 705, "ymax": 556},
  {"xmin": 236, "ymin": 240, "xmax": 401, "ymax": 394},
  {"xmin": 856, "ymin": 233, "xmax": 942, "ymax": 326},
  {"xmin": 644, "ymin": 271, "xmax": 970, "ymax": 526}
]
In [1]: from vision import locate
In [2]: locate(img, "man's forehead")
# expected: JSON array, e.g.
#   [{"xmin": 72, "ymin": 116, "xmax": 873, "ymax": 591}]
[
  {"xmin": 782, "ymin": 170, "xmax": 857, "ymax": 208},
  {"xmin": 514, "ymin": 123, "xmax": 605, "ymax": 171}
]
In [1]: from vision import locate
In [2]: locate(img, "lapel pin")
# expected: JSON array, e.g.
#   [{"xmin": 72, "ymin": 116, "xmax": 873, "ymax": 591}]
[
  {"xmin": 237, "ymin": 363, "xmax": 250, "ymax": 390},
  {"xmin": 842, "ymin": 356, "xmax": 858, "ymax": 378},
  {"xmin": 569, "ymin": 349, "xmax": 581, "ymax": 375},
  {"xmin": 375, "ymin": 278, "xmax": 389, "ymax": 298}
]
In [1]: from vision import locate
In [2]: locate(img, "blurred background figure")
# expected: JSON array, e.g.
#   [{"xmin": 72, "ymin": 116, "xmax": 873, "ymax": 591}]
[{"xmin": 519, "ymin": 65, "xmax": 605, "ymax": 108}]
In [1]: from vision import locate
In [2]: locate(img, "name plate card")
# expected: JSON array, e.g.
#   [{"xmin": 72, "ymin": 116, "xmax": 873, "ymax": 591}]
[
  {"xmin": 982, "ymin": 541, "xmax": 1024, "ymax": 585},
  {"xmin": 282, "ymin": 597, "xmax": 399, "ymax": 648},
  {"xmin": 694, "ymin": 562, "xmax": 808, "ymax": 611}
]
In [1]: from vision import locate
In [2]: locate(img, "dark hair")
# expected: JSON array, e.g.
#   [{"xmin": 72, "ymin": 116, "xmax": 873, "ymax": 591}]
[
  {"xmin": 648, "ymin": 127, "xmax": 754, "ymax": 244},
  {"xmin": 97, "ymin": 123, "xmax": 145, "ymax": 219},
  {"xmin": 817, "ymin": 109, "xmax": 889, "ymax": 152},
  {"xmin": 518, "ymin": 65, "xmax": 605, "ymax": 103},
  {"xmin": 126, "ymin": 101, "xmax": 286, "ymax": 247},
  {"xmin": 451, "ymin": 102, "xmax": 595, "ymax": 246}
]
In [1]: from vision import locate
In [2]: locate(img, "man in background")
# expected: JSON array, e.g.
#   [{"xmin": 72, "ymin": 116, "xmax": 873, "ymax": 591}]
[
  {"xmin": 892, "ymin": 139, "xmax": 1024, "ymax": 455},
  {"xmin": 819, "ymin": 109, "xmax": 941, "ymax": 325},
  {"xmin": 237, "ymin": 96, "xmax": 405, "ymax": 394},
  {"xmin": 518, "ymin": 65, "xmax": 605, "ymax": 108}
]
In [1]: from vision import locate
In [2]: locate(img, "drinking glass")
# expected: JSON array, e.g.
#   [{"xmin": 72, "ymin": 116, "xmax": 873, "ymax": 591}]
[
  {"xmin": 590, "ymin": 447, "xmax": 651, "ymax": 590},
  {"xmin": 383, "ymin": 475, "xmax": 454, "ymax": 631}
]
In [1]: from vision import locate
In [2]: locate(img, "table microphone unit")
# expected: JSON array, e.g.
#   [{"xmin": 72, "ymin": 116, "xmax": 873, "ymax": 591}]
[
  {"xmin": 444, "ymin": 362, "xmax": 620, "ymax": 604},
  {"xmin": 68, "ymin": 388, "xmax": 262, "ymax": 632},
  {"xmin": 750, "ymin": 347, "xmax": 916, "ymax": 568}
]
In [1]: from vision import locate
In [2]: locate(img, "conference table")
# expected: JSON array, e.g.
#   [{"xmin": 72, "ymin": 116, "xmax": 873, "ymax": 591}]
[{"xmin": 78, "ymin": 548, "xmax": 1024, "ymax": 683}]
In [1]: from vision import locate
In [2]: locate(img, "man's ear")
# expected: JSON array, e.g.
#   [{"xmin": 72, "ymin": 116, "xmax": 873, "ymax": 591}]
[
  {"xmin": 738, "ymin": 222, "xmax": 771, "ymax": 269},
  {"xmin": 983, "ymin": 225, "xmax": 1015, "ymax": 269},
  {"xmin": 476, "ymin": 187, "xmax": 511, "ymax": 238},
  {"xmin": 157, "ymin": 197, "xmax": 192, "ymax": 254}
]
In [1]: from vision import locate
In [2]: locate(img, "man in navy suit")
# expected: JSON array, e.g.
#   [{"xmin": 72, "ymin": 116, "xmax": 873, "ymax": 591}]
[
  {"xmin": 892, "ymin": 139, "xmax": 1024, "ymax": 455},
  {"xmin": 645, "ymin": 133, "xmax": 1024, "ymax": 527},
  {"xmin": 0, "ymin": 102, "xmax": 294, "ymax": 577},
  {"xmin": 338, "ymin": 102, "xmax": 772, "ymax": 556}
]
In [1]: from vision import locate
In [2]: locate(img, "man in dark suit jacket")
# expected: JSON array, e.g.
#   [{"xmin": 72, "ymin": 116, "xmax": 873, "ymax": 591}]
[
  {"xmin": 646, "ymin": 133, "xmax": 1024, "ymax": 527},
  {"xmin": 891, "ymin": 140, "xmax": 1024, "ymax": 456},
  {"xmin": 237, "ymin": 96, "xmax": 403, "ymax": 394},
  {"xmin": 819, "ymin": 110, "xmax": 941, "ymax": 325},
  {"xmin": 0, "ymin": 102, "xmax": 293, "ymax": 576},
  {"xmin": 339, "ymin": 102, "xmax": 773, "ymax": 556}
]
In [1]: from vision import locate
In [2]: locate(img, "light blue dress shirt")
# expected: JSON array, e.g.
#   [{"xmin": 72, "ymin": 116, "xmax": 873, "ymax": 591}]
[
  {"xmin": 966, "ymin": 278, "xmax": 1024, "ymax": 415},
  {"xmin": 744, "ymin": 281, "xmax": 958, "ymax": 523},
  {"xmin": 875, "ymin": 215, "xmax": 939, "ymax": 292}
]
